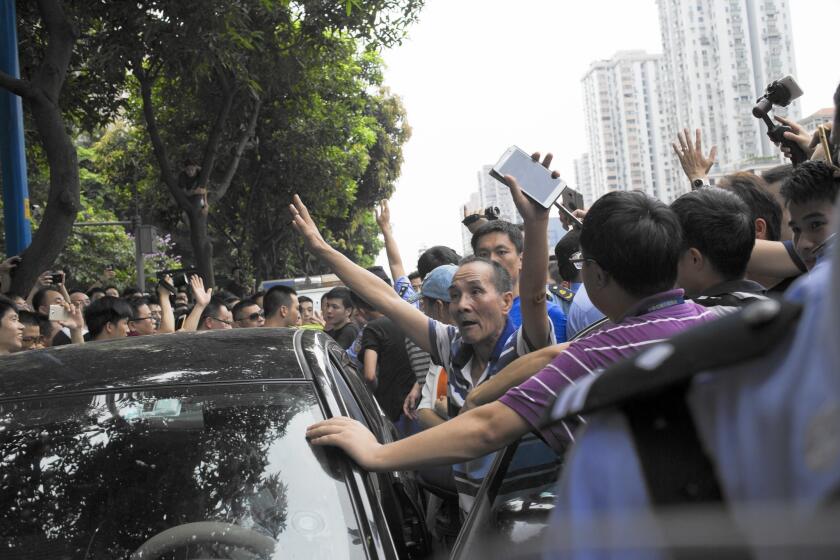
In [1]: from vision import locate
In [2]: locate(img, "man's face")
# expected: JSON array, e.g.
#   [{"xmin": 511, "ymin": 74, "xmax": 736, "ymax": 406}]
[
  {"xmin": 474, "ymin": 232, "xmax": 522, "ymax": 291},
  {"xmin": 129, "ymin": 304, "xmax": 157, "ymax": 336},
  {"xmin": 38, "ymin": 290, "xmax": 64, "ymax": 315},
  {"xmin": 206, "ymin": 305, "xmax": 234, "ymax": 330},
  {"xmin": 236, "ymin": 304, "xmax": 265, "ymax": 328},
  {"xmin": 105, "ymin": 287, "xmax": 120, "ymax": 298},
  {"xmin": 323, "ymin": 298, "xmax": 351, "ymax": 330},
  {"xmin": 766, "ymin": 181, "xmax": 794, "ymax": 241},
  {"xmin": 0, "ymin": 309, "xmax": 24, "ymax": 353},
  {"xmin": 20, "ymin": 325, "xmax": 43, "ymax": 351},
  {"xmin": 100, "ymin": 318, "xmax": 130, "ymax": 340},
  {"xmin": 148, "ymin": 303, "xmax": 162, "ymax": 329},
  {"xmin": 175, "ymin": 292, "xmax": 189, "ymax": 306},
  {"xmin": 286, "ymin": 294, "xmax": 300, "ymax": 327},
  {"xmin": 448, "ymin": 261, "xmax": 511, "ymax": 345},
  {"xmin": 70, "ymin": 292, "xmax": 90, "ymax": 308},
  {"xmin": 788, "ymin": 199, "xmax": 836, "ymax": 270},
  {"xmin": 410, "ymin": 276, "xmax": 422, "ymax": 292},
  {"xmin": 300, "ymin": 301, "xmax": 314, "ymax": 323}
]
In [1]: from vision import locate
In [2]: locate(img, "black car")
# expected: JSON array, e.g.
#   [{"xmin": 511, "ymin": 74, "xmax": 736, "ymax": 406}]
[{"xmin": 0, "ymin": 328, "xmax": 430, "ymax": 560}]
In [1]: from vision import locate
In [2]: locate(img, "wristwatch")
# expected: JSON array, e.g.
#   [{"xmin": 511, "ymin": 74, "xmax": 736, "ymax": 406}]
[{"xmin": 691, "ymin": 178, "xmax": 710, "ymax": 190}]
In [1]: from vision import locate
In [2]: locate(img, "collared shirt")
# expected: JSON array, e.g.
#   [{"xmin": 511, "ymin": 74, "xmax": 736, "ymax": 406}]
[
  {"xmin": 565, "ymin": 284, "xmax": 606, "ymax": 340},
  {"xmin": 509, "ymin": 295, "xmax": 568, "ymax": 343},
  {"xmin": 692, "ymin": 278, "xmax": 768, "ymax": 308},
  {"xmin": 544, "ymin": 257, "xmax": 838, "ymax": 560},
  {"xmin": 499, "ymin": 289, "xmax": 727, "ymax": 453},
  {"xmin": 428, "ymin": 315, "xmax": 555, "ymax": 512}
]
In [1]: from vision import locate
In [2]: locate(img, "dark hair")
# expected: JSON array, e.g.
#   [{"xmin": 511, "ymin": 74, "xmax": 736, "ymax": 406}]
[
  {"xmin": 232, "ymin": 298, "xmax": 260, "ymax": 321},
  {"xmin": 366, "ymin": 266, "xmax": 392, "ymax": 286},
  {"xmin": 0, "ymin": 294, "xmax": 17, "ymax": 321},
  {"xmin": 780, "ymin": 160, "xmax": 840, "ymax": 207},
  {"xmin": 417, "ymin": 246, "xmax": 461, "ymax": 279},
  {"xmin": 408, "ymin": 271, "xmax": 421, "ymax": 281},
  {"xmin": 69, "ymin": 288, "xmax": 87, "ymax": 296},
  {"xmin": 198, "ymin": 296, "xmax": 230, "ymax": 327},
  {"xmin": 457, "ymin": 255, "xmax": 513, "ymax": 295},
  {"xmin": 32, "ymin": 286, "xmax": 61, "ymax": 312},
  {"xmin": 127, "ymin": 297, "xmax": 152, "ymax": 320},
  {"xmin": 18, "ymin": 309, "xmax": 40, "ymax": 327},
  {"xmin": 761, "ymin": 164, "xmax": 793, "ymax": 186},
  {"xmin": 122, "ymin": 286, "xmax": 142, "ymax": 298},
  {"xmin": 580, "ymin": 191, "xmax": 683, "ymax": 298},
  {"xmin": 349, "ymin": 291, "xmax": 374, "ymax": 312},
  {"xmin": 84, "ymin": 296, "xmax": 132, "ymax": 339},
  {"xmin": 263, "ymin": 285, "xmax": 297, "ymax": 319},
  {"xmin": 87, "ymin": 287, "xmax": 106, "ymax": 298},
  {"xmin": 718, "ymin": 172, "xmax": 782, "ymax": 242},
  {"xmin": 554, "ymin": 230, "xmax": 582, "ymax": 283},
  {"xmin": 298, "ymin": 295, "xmax": 313, "ymax": 305},
  {"xmin": 471, "ymin": 220, "xmax": 524, "ymax": 255},
  {"xmin": 103, "ymin": 285, "xmax": 119, "ymax": 294},
  {"xmin": 671, "ymin": 188, "xmax": 755, "ymax": 281},
  {"xmin": 323, "ymin": 286, "xmax": 354, "ymax": 310}
]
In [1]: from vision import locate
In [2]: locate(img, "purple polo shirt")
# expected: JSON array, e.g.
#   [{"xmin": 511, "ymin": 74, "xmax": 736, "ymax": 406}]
[{"xmin": 499, "ymin": 289, "xmax": 729, "ymax": 452}]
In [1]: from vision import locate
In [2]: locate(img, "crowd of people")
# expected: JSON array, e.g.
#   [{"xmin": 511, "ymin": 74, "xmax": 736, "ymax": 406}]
[{"xmin": 1, "ymin": 78, "xmax": 839, "ymax": 557}]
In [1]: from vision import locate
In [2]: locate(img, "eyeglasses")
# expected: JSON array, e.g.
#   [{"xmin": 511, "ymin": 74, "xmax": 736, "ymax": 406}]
[
  {"xmin": 568, "ymin": 251, "xmax": 598, "ymax": 271},
  {"xmin": 241, "ymin": 311, "xmax": 265, "ymax": 322},
  {"xmin": 210, "ymin": 316, "xmax": 234, "ymax": 326},
  {"xmin": 131, "ymin": 316, "xmax": 153, "ymax": 322},
  {"xmin": 21, "ymin": 336, "xmax": 41, "ymax": 344}
]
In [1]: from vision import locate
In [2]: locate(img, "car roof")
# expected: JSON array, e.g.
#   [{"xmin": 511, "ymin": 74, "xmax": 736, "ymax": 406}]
[{"xmin": 0, "ymin": 328, "xmax": 314, "ymax": 400}]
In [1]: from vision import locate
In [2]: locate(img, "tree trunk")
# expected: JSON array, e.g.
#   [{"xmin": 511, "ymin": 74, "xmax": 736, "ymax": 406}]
[
  {"xmin": 187, "ymin": 208, "xmax": 214, "ymax": 287},
  {"xmin": 9, "ymin": 94, "xmax": 80, "ymax": 296}
]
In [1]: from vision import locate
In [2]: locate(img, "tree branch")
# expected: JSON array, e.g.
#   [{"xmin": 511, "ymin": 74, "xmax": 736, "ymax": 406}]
[
  {"xmin": 34, "ymin": 0, "xmax": 77, "ymax": 102},
  {"xmin": 211, "ymin": 96, "xmax": 262, "ymax": 202},
  {"xmin": 135, "ymin": 64, "xmax": 189, "ymax": 210},
  {"xmin": 0, "ymin": 70, "xmax": 33, "ymax": 98},
  {"xmin": 198, "ymin": 71, "xmax": 236, "ymax": 187}
]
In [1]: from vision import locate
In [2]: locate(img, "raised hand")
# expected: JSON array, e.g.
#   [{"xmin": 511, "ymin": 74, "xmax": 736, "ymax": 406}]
[
  {"xmin": 189, "ymin": 275, "xmax": 212, "ymax": 307},
  {"xmin": 502, "ymin": 152, "xmax": 557, "ymax": 222},
  {"xmin": 289, "ymin": 195, "xmax": 329, "ymax": 254},
  {"xmin": 375, "ymin": 199, "xmax": 391, "ymax": 231},
  {"xmin": 673, "ymin": 128, "xmax": 717, "ymax": 183}
]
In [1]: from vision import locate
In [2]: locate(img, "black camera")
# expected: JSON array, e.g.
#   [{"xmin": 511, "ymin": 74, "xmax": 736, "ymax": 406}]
[
  {"xmin": 156, "ymin": 269, "xmax": 198, "ymax": 294},
  {"xmin": 752, "ymin": 75, "xmax": 807, "ymax": 164},
  {"xmin": 483, "ymin": 206, "xmax": 501, "ymax": 221}
]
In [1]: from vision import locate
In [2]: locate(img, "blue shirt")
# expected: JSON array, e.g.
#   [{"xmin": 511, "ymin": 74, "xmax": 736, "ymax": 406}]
[
  {"xmin": 509, "ymin": 295, "xmax": 568, "ymax": 343},
  {"xmin": 543, "ymin": 256, "xmax": 839, "ymax": 559},
  {"xmin": 565, "ymin": 283, "xmax": 606, "ymax": 340}
]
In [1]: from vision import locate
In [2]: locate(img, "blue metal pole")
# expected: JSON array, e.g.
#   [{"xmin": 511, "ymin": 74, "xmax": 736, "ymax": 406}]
[{"xmin": 0, "ymin": 0, "xmax": 32, "ymax": 257}]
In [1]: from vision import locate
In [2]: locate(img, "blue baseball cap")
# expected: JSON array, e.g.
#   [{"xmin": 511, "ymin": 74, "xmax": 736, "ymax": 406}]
[{"xmin": 411, "ymin": 264, "xmax": 457, "ymax": 303}]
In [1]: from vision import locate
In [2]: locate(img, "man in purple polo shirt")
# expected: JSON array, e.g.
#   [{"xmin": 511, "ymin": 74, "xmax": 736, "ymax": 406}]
[{"xmin": 305, "ymin": 191, "xmax": 730, "ymax": 470}]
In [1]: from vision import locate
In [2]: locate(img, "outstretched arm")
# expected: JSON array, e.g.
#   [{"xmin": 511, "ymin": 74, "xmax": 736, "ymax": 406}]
[
  {"xmin": 375, "ymin": 199, "xmax": 407, "ymax": 282},
  {"xmin": 501, "ymin": 152, "xmax": 556, "ymax": 350},
  {"xmin": 290, "ymin": 195, "xmax": 432, "ymax": 353},
  {"xmin": 181, "ymin": 275, "xmax": 211, "ymax": 332},
  {"xmin": 672, "ymin": 127, "xmax": 717, "ymax": 187},
  {"xmin": 306, "ymin": 401, "xmax": 530, "ymax": 471}
]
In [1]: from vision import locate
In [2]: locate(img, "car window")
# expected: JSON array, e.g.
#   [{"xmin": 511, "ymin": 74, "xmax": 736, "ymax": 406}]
[{"xmin": 0, "ymin": 383, "xmax": 366, "ymax": 560}]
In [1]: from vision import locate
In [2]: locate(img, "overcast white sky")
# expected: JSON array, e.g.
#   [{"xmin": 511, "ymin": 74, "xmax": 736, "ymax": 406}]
[{"xmin": 375, "ymin": 0, "xmax": 840, "ymax": 269}]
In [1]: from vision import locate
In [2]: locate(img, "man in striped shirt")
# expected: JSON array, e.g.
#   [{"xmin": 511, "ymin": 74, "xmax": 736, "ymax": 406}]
[{"xmin": 305, "ymin": 191, "xmax": 728, "ymax": 476}]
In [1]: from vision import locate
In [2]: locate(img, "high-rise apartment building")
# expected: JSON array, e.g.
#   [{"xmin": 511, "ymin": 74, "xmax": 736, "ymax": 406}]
[
  {"xmin": 657, "ymin": 0, "xmax": 799, "ymax": 174},
  {"xmin": 580, "ymin": 51, "xmax": 680, "ymax": 202},
  {"xmin": 573, "ymin": 153, "xmax": 594, "ymax": 207}
]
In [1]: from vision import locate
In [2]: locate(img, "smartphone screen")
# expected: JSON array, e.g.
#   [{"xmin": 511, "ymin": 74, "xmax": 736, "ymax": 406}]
[{"xmin": 490, "ymin": 146, "xmax": 565, "ymax": 209}]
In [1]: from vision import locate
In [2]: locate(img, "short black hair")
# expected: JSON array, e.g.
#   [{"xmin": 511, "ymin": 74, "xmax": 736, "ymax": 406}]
[
  {"xmin": 298, "ymin": 295, "xmax": 313, "ymax": 305},
  {"xmin": 198, "ymin": 296, "xmax": 230, "ymax": 327},
  {"xmin": 471, "ymin": 220, "xmax": 524, "ymax": 255},
  {"xmin": 231, "ymin": 298, "xmax": 261, "ymax": 321},
  {"xmin": 127, "ymin": 297, "xmax": 152, "ymax": 320},
  {"xmin": 0, "ymin": 294, "xmax": 17, "ymax": 321},
  {"xmin": 87, "ymin": 287, "xmax": 106, "ymax": 298},
  {"xmin": 349, "ymin": 291, "xmax": 374, "ymax": 312},
  {"xmin": 408, "ymin": 271, "xmax": 421, "ymax": 281},
  {"xmin": 19, "ymin": 310, "xmax": 51, "ymax": 338},
  {"xmin": 84, "ymin": 296, "xmax": 132, "ymax": 339},
  {"xmin": 122, "ymin": 286, "xmax": 143, "ymax": 298},
  {"xmin": 761, "ymin": 164, "xmax": 793, "ymax": 186},
  {"xmin": 718, "ymin": 172, "xmax": 783, "ymax": 242},
  {"xmin": 671, "ymin": 188, "xmax": 755, "ymax": 281},
  {"xmin": 366, "ymin": 266, "xmax": 392, "ymax": 286},
  {"xmin": 417, "ymin": 246, "xmax": 461, "ymax": 279},
  {"xmin": 580, "ymin": 191, "xmax": 683, "ymax": 298},
  {"xmin": 780, "ymin": 160, "xmax": 840, "ymax": 207},
  {"xmin": 323, "ymin": 286, "xmax": 353, "ymax": 310},
  {"xmin": 457, "ymin": 255, "xmax": 513, "ymax": 295},
  {"xmin": 32, "ymin": 286, "xmax": 61, "ymax": 312},
  {"xmin": 263, "ymin": 285, "xmax": 297, "ymax": 319},
  {"xmin": 554, "ymin": 230, "xmax": 581, "ymax": 283}
]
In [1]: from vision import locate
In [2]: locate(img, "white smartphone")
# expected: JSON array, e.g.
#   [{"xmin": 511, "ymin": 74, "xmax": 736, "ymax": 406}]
[
  {"xmin": 48, "ymin": 304, "xmax": 72, "ymax": 322},
  {"xmin": 490, "ymin": 146, "xmax": 566, "ymax": 209}
]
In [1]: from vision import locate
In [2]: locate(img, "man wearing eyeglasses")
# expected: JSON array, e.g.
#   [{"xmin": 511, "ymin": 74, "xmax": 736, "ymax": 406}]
[
  {"xmin": 232, "ymin": 298, "xmax": 265, "ymax": 328},
  {"xmin": 128, "ymin": 298, "xmax": 158, "ymax": 336},
  {"xmin": 197, "ymin": 298, "xmax": 234, "ymax": 331}
]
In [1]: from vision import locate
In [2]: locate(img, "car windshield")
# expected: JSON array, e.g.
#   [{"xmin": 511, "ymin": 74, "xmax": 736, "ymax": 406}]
[{"xmin": 0, "ymin": 383, "xmax": 365, "ymax": 560}]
